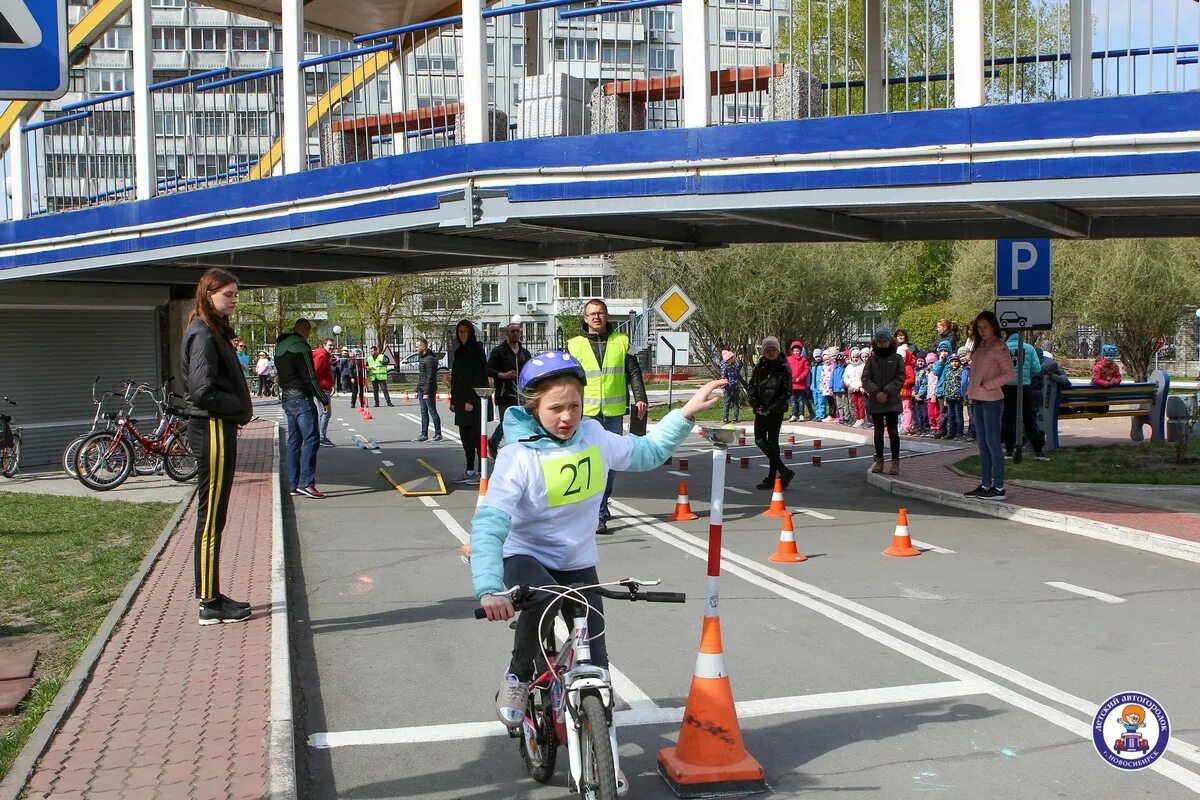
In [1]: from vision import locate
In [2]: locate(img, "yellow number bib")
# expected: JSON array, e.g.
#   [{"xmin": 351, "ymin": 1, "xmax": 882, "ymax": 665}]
[{"xmin": 541, "ymin": 445, "xmax": 605, "ymax": 507}]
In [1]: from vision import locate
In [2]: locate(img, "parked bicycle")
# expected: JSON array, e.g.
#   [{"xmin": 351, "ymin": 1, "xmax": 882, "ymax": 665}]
[
  {"xmin": 62, "ymin": 378, "xmax": 137, "ymax": 479},
  {"xmin": 73, "ymin": 394, "xmax": 197, "ymax": 491},
  {"xmin": 0, "ymin": 397, "xmax": 21, "ymax": 479},
  {"xmin": 475, "ymin": 578, "xmax": 685, "ymax": 800}
]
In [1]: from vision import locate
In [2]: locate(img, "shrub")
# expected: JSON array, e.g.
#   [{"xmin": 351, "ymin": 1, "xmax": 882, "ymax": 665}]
[{"xmin": 896, "ymin": 303, "xmax": 959, "ymax": 350}]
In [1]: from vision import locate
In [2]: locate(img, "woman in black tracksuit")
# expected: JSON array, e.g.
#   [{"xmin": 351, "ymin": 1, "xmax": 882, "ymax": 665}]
[
  {"xmin": 449, "ymin": 319, "xmax": 491, "ymax": 485},
  {"xmin": 182, "ymin": 268, "xmax": 254, "ymax": 626},
  {"xmin": 746, "ymin": 336, "xmax": 795, "ymax": 490}
]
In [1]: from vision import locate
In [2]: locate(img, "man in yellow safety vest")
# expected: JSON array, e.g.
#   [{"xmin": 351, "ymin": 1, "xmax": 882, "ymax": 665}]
[
  {"xmin": 566, "ymin": 298, "xmax": 648, "ymax": 535},
  {"xmin": 367, "ymin": 345, "xmax": 393, "ymax": 407}
]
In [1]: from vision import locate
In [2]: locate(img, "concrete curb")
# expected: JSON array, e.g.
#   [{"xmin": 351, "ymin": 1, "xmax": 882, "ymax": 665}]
[
  {"xmin": 268, "ymin": 423, "xmax": 298, "ymax": 800},
  {"xmin": 865, "ymin": 470, "xmax": 1200, "ymax": 565},
  {"xmin": 0, "ymin": 488, "xmax": 195, "ymax": 800}
]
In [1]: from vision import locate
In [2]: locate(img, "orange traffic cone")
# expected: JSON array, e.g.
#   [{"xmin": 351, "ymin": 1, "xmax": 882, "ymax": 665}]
[
  {"xmin": 759, "ymin": 478, "xmax": 788, "ymax": 518},
  {"xmin": 668, "ymin": 481, "xmax": 699, "ymax": 521},
  {"xmin": 362, "ymin": 408, "xmax": 374, "ymax": 420},
  {"xmin": 883, "ymin": 508, "xmax": 921, "ymax": 557},
  {"xmin": 768, "ymin": 514, "xmax": 806, "ymax": 563},
  {"xmin": 657, "ymin": 616, "xmax": 767, "ymax": 796}
]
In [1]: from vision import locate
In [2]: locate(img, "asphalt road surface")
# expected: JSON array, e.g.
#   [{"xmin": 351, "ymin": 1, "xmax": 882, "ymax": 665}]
[{"xmin": 275, "ymin": 394, "xmax": 1200, "ymax": 799}]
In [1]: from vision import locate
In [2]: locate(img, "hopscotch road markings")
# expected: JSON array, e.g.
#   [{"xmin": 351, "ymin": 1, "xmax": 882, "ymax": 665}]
[
  {"xmin": 911, "ymin": 539, "xmax": 956, "ymax": 554},
  {"xmin": 1045, "ymin": 581, "xmax": 1125, "ymax": 604},
  {"xmin": 307, "ymin": 679, "xmax": 987, "ymax": 749},
  {"xmin": 381, "ymin": 460, "xmax": 394, "ymax": 467},
  {"xmin": 606, "ymin": 499, "xmax": 1200, "ymax": 789},
  {"xmin": 795, "ymin": 509, "xmax": 835, "ymax": 521}
]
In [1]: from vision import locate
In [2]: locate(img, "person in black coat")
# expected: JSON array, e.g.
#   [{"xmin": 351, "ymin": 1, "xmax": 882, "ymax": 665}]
[
  {"xmin": 862, "ymin": 328, "xmax": 905, "ymax": 475},
  {"xmin": 486, "ymin": 321, "xmax": 532, "ymax": 454},
  {"xmin": 746, "ymin": 336, "xmax": 795, "ymax": 490},
  {"xmin": 450, "ymin": 319, "xmax": 491, "ymax": 485}
]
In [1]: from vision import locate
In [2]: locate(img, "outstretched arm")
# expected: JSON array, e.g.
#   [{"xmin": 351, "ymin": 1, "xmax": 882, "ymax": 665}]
[{"xmin": 620, "ymin": 380, "xmax": 726, "ymax": 471}]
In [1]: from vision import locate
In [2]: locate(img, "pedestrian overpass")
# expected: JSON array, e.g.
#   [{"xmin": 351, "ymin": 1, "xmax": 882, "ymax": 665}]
[{"xmin": 2, "ymin": 0, "xmax": 1200, "ymax": 288}]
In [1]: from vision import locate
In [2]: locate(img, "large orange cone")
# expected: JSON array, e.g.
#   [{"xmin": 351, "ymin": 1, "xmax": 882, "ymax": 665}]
[
  {"xmin": 657, "ymin": 616, "xmax": 767, "ymax": 797},
  {"xmin": 768, "ymin": 514, "xmax": 806, "ymax": 563},
  {"xmin": 668, "ymin": 481, "xmax": 699, "ymax": 521},
  {"xmin": 759, "ymin": 478, "xmax": 788, "ymax": 518},
  {"xmin": 362, "ymin": 407, "xmax": 374, "ymax": 420},
  {"xmin": 883, "ymin": 508, "xmax": 921, "ymax": 557}
]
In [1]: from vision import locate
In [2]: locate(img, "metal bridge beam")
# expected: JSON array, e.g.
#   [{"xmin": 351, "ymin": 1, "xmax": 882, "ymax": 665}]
[
  {"xmin": 717, "ymin": 210, "xmax": 883, "ymax": 242},
  {"xmin": 975, "ymin": 202, "xmax": 1091, "ymax": 238},
  {"xmin": 176, "ymin": 251, "xmax": 403, "ymax": 275},
  {"xmin": 342, "ymin": 232, "xmax": 542, "ymax": 261},
  {"xmin": 519, "ymin": 218, "xmax": 702, "ymax": 247}
]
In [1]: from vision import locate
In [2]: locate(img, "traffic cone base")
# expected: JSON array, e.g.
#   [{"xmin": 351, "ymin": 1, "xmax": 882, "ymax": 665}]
[
  {"xmin": 657, "ymin": 616, "xmax": 767, "ymax": 797},
  {"xmin": 668, "ymin": 481, "xmax": 700, "ymax": 522},
  {"xmin": 883, "ymin": 508, "xmax": 921, "ymax": 557},
  {"xmin": 760, "ymin": 478, "xmax": 788, "ymax": 518},
  {"xmin": 769, "ymin": 514, "xmax": 806, "ymax": 563}
]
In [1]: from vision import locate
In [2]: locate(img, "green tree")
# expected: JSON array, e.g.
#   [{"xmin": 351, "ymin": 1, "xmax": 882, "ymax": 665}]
[
  {"xmin": 879, "ymin": 241, "xmax": 955, "ymax": 318},
  {"xmin": 328, "ymin": 276, "xmax": 416, "ymax": 351},
  {"xmin": 232, "ymin": 285, "xmax": 324, "ymax": 348},
  {"xmin": 613, "ymin": 243, "xmax": 889, "ymax": 374}
]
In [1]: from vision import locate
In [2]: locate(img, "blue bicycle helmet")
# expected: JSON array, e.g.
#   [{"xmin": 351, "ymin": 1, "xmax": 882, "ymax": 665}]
[
  {"xmin": 518, "ymin": 350, "xmax": 588, "ymax": 396},
  {"xmin": 1101, "ymin": 344, "xmax": 1118, "ymax": 358}
]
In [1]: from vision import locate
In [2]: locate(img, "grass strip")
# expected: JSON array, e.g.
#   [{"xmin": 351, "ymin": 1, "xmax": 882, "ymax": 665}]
[
  {"xmin": 0, "ymin": 494, "xmax": 175, "ymax": 781},
  {"xmin": 953, "ymin": 441, "xmax": 1200, "ymax": 485}
]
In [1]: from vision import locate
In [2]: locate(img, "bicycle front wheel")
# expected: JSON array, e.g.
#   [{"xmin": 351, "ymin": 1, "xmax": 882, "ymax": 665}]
[
  {"xmin": 62, "ymin": 434, "xmax": 89, "ymax": 478},
  {"xmin": 162, "ymin": 436, "xmax": 198, "ymax": 482},
  {"xmin": 75, "ymin": 432, "xmax": 133, "ymax": 491},
  {"xmin": 0, "ymin": 435, "xmax": 18, "ymax": 478},
  {"xmin": 577, "ymin": 695, "xmax": 617, "ymax": 800}
]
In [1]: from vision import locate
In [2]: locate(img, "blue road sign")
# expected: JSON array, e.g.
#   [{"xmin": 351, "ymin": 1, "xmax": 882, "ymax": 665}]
[
  {"xmin": 995, "ymin": 239, "xmax": 1051, "ymax": 298},
  {"xmin": 0, "ymin": 0, "xmax": 67, "ymax": 100}
]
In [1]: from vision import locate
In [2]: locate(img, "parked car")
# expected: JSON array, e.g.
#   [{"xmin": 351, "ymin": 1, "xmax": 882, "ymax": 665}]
[{"xmin": 394, "ymin": 350, "xmax": 449, "ymax": 374}]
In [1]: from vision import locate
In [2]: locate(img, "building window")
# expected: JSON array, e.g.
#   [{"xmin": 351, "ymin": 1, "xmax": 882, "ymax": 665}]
[
  {"xmin": 304, "ymin": 32, "xmax": 320, "ymax": 53},
  {"xmin": 482, "ymin": 321, "xmax": 502, "ymax": 341},
  {"xmin": 421, "ymin": 296, "xmax": 456, "ymax": 312},
  {"xmin": 377, "ymin": 78, "xmax": 390, "ymax": 102},
  {"xmin": 481, "ymin": 282, "xmax": 500, "ymax": 304},
  {"xmin": 486, "ymin": 43, "xmax": 495, "ymax": 66},
  {"xmin": 156, "ymin": 154, "xmax": 186, "ymax": 180},
  {"xmin": 151, "ymin": 0, "xmax": 185, "ymax": 7},
  {"xmin": 234, "ymin": 111, "xmax": 272, "ymax": 136},
  {"xmin": 723, "ymin": 29, "xmax": 764, "ymax": 44},
  {"xmin": 87, "ymin": 70, "xmax": 128, "ymax": 93},
  {"xmin": 194, "ymin": 155, "xmax": 225, "ymax": 175},
  {"xmin": 554, "ymin": 38, "xmax": 598, "ymax": 61},
  {"xmin": 415, "ymin": 55, "xmax": 458, "ymax": 72},
  {"xmin": 154, "ymin": 111, "xmax": 186, "ymax": 135},
  {"xmin": 516, "ymin": 281, "xmax": 547, "ymax": 304},
  {"xmin": 152, "ymin": 27, "xmax": 186, "ymax": 50},
  {"xmin": 601, "ymin": 43, "xmax": 640, "ymax": 64},
  {"xmin": 232, "ymin": 28, "xmax": 271, "ymax": 51},
  {"xmin": 96, "ymin": 27, "xmax": 132, "ymax": 50},
  {"xmin": 190, "ymin": 28, "xmax": 227, "ymax": 51},
  {"xmin": 92, "ymin": 110, "xmax": 133, "ymax": 136},
  {"xmin": 649, "ymin": 9, "xmax": 675, "ymax": 32},
  {"xmin": 557, "ymin": 277, "xmax": 604, "ymax": 299},
  {"xmin": 523, "ymin": 321, "xmax": 547, "ymax": 342},
  {"xmin": 193, "ymin": 111, "xmax": 228, "ymax": 136},
  {"xmin": 725, "ymin": 103, "xmax": 763, "ymax": 121},
  {"xmin": 511, "ymin": 44, "xmax": 525, "ymax": 67},
  {"xmin": 648, "ymin": 49, "xmax": 675, "ymax": 70}
]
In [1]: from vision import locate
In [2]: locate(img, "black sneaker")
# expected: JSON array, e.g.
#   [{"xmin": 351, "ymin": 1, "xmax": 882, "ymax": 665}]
[
  {"xmin": 218, "ymin": 594, "xmax": 250, "ymax": 610},
  {"xmin": 198, "ymin": 597, "xmax": 252, "ymax": 626},
  {"xmin": 963, "ymin": 484, "xmax": 988, "ymax": 498},
  {"xmin": 596, "ymin": 518, "xmax": 612, "ymax": 536},
  {"xmin": 414, "ymin": 434, "xmax": 429, "ymax": 442},
  {"xmin": 755, "ymin": 477, "xmax": 775, "ymax": 490},
  {"xmin": 780, "ymin": 469, "xmax": 796, "ymax": 489},
  {"xmin": 983, "ymin": 487, "xmax": 1008, "ymax": 501}
]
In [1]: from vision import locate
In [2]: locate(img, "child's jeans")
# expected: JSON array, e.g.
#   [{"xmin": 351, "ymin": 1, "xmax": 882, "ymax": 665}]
[
  {"xmin": 504, "ymin": 555, "xmax": 607, "ymax": 680},
  {"xmin": 789, "ymin": 389, "xmax": 805, "ymax": 418},
  {"xmin": 901, "ymin": 396, "xmax": 913, "ymax": 432},
  {"xmin": 723, "ymin": 386, "xmax": 741, "ymax": 422},
  {"xmin": 838, "ymin": 391, "xmax": 853, "ymax": 422},
  {"xmin": 913, "ymin": 398, "xmax": 928, "ymax": 431},
  {"xmin": 926, "ymin": 399, "xmax": 941, "ymax": 432},
  {"xmin": 812, "ymin": 389, "xmax": 826, "ymax": 419},
  {"xmin": 945, "ymin": 399, "xmax": 964, "ymax": 438}
]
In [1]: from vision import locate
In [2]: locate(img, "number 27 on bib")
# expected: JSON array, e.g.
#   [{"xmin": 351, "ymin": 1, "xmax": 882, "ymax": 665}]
[{"xmin": 542, "ymin": 446, "xmax": 605, "ymax": 507}]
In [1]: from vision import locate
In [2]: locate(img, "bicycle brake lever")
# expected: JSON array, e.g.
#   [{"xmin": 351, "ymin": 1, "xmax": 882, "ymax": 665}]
[{"xmin": 620, "ymin": 577, "xmax": 661, "ymax": 588}]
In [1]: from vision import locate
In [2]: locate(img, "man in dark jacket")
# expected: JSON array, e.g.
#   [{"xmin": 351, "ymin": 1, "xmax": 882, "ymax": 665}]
[
  {"xmin": 862, "ymin": 328, "xmax": 905, "ymax": 474},
  {"xmin": 565, "ymin": 299, "xmax": 648, "ymax": 534},
  {"xmin": 487, "ymin": 322, "xmax": 532, "ymax": 454},
  {"xmin": 413, "ymin": 337, "xmax": 443, "ymax": 442},
  {"xmin": 275, "ymin": 319, "xmax": 330, "ymax": 499},
  {"xmin": 746, "ymin": 336, "xmax": 795, "ymax": 490}
]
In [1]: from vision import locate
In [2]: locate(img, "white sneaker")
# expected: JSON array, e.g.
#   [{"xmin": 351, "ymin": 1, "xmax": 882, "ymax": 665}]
[{"xmin": 495, "ymin": 673, "xmax": 528, "ymax": 729}]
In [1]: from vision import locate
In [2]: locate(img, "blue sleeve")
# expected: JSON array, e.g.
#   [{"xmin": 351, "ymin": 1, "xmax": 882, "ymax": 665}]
[
  {"xmin": 626, "ymin": 410, "xmax": 694, "ymax": 471},
  {"xmin": 470, "ymin": 505, "xmax": 512, "ymax": 598}
]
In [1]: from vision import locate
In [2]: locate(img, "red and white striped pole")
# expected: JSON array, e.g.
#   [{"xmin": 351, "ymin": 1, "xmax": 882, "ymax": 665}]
[
  {"xmin": 475, "ymin": 386, "xmax": 495, "ymax": 507},
  {"xmin": 707, "ymin": 440, "xmax": 726, "ymax": 611}
]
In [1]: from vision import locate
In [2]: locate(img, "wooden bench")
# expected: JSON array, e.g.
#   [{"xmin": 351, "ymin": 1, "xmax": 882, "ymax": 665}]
[
  {"xmin": 602, "ymin": 64, "xmax": 786, "ymax": 101},
  {"xmin": 1039, "ymin": 370, "xmax": 1170, "ymax": 449}
]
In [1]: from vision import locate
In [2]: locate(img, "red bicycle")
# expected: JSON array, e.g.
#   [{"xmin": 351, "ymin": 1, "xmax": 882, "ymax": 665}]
[{"xmin": 73, "ymin": 403, "xmax": 196, "ymax": 491}]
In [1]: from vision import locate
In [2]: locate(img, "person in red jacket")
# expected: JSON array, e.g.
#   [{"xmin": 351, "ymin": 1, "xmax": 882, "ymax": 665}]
[
  {"xmin": 1091, "ymin": 344, "xmax": 1122, "ymax": 387},
  {"xmin": 313, "ymin": 338, "xmax": 336, "ymax": 447},
  {"xmin": 786, "ymin": 340, "xmax": 814, "ymax": 421}
]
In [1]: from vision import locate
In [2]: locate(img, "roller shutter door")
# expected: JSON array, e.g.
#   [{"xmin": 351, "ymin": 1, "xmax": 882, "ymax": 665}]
[{"xmin": 0, "ymin": 309, "xmax": 161, "ymax": 469}]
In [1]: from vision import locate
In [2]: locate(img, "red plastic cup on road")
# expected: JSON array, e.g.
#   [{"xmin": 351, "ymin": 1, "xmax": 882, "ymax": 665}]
[
  {"xmin": 848, "ymin": 447, "xmax": 857, "ymax": 457},
  {"xmin": 813, "ymin": 440, "xmax": 822, "ymax": 449},
  {"xmin": 679, "ymin": 459, "xmax": 689, "ymax": 471},
  {"xmin": 784, "ymin": 449, "xmax": 792, "ymax": 459},
  {"xmin": 812, "ymin": 456, "xmax": 822, "ymax": 466},
  {"xmin": 740, "ymin": 458, "xmax": 749, "ymax": 469}
]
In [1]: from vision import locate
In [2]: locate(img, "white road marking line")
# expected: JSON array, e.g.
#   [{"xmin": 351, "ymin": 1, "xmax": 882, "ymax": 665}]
[
  {"xmin": 381, "ymin": 460, "xmax": 394, "ymax": 467},
  {"xmin": 306, "ymin": 680, "xmax": 987, "ymax": 749},
  {"xmin": 341, "ymin": 422, "xmax": 350, "ymax": 426},
  {"xmin": 337, "ymin": 418, "xmax": 344, "ymax": 422},
  {"xmin": 431, "ymin": 509, "xmax": 470, "ymax": 545},
  {"xmin": 795, "ymin": 509, "xmax": 835, "ymax": 521},
  {"xmin": 1045, "ymin": 581, "xmax": 1126, "ymax": 604},
  {"xmin": 911, "ymin": 539, "xmax": 956, "ymax": 554},
  {"xmin": 726, "ymin": 487, "xmax": 752, "ymax": 495},
  {"xmin": 348, "ymin": 428, "xmax": 356, "ymax": 432},
  {"xmin": 667, "ymin": 470, "xmax": 688, "ymax": 478},
  {"xmin": 607, "ymin": 499, "xmax": 1200, "ymax": 788},
  {"xmin": 402, "ymin": 412, "xmax": 462, "ymax": 442},
  {"xmin": 418, "ymin": 496, "xmax": 439, "ymax": 508}
]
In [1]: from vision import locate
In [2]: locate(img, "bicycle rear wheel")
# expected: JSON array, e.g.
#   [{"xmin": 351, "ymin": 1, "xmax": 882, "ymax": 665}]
[
  {"xmin": 521, "ymin": 688, "xmax": 558, "ymax": 784},
  {"xmin": 163, "ymin": 436, "xmax": 198, "ymax": 482},
  {"xmin": 62, "ymin": 434, "xmax": 89, "ymax": 478},
  {"xmin": 577, "ymin": 695, "xmax": 617, "ymax": 800},
  {"xmin": 0, "ymin": 436, "xmax": 18, "ymax": 478},
  {"xmin": 75, "ymin": 432, "xmax": 133, "ymax": 491}
]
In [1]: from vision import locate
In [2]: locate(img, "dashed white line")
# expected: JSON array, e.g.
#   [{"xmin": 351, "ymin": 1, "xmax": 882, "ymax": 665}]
[
  {"xmin": 418, "ymin": 496, "xmax": 439, "ymax": 508},
  {"xmin": 1045, "ymin": 581, "xmax": 1125, "ymax": 604},
  {"xmin": 667, "ymin": 470, "xmax": 688, "ymax": 478},
  {"xmin": 911, "ymin": 539, "xmax": 955, "ymax": 554},
  {"xmin": 381, "ymin": 460, "xmax": 394, "ymax": 467},
  {"xmin": 795, "ymin": 509, "xmax": 835, "ymax": 521}
]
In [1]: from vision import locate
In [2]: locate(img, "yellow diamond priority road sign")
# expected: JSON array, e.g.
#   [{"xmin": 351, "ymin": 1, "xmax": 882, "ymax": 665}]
[{"xmin": 653, "ymin": 285, "xmax": 697, "ymax": 330}]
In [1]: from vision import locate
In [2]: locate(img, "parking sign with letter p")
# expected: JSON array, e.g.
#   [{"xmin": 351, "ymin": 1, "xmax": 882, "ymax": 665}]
[{"xmin": 995, "ymin": 239, "xmax": 1051, "ymax": 298}]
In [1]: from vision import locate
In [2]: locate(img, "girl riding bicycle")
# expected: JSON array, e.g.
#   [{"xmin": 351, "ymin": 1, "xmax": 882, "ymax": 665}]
[{"xmin": 471, "ymin": 351, "xmax": 723, "ymax": 733}]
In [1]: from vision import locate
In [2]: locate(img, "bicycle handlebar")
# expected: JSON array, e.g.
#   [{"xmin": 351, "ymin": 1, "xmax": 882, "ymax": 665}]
[
  {"xmin": 1, "ymin": 397, "xmax": 16, "ymax": 406},
  {"xmin": 473, "ymin": 580, "xmax": 685, "ymax": 619}
]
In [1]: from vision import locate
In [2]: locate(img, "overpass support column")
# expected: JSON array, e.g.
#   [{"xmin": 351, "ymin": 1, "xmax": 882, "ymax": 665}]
[
  {"xmin": 1069, "ymin": 0, "xmax": 1093, "ymax": 98},
  {"xmin": 952, "ymin": 0, "xmax": 984, "ymax": 107},
  {"xmin": 681, "ymin": 0, "xmax": 711, "ymax": 127},
  {"xmin": 131, "ymin": 0, "xmax": 155, "ymax": 200},
  {"xmin": 864, "ymin": 0, "xmax": 884, "ymax": 114},
  {"xmin": 461, "ymin": 0, "xmax": 487, "ymax": 143},
  {"xmin": 282, "ymin": 0, "xmax": 307, "ymax": 173},
  {"xmin": 9, "ymin": 117, "xmax": 30, "ymax": 221}
]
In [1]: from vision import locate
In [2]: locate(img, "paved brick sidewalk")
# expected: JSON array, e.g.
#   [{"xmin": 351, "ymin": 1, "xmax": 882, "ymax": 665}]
[
  {"xmin": 22, "ymin": 422, "xmax": 277, "ymax": 800},
  {"xmin": 892, "ymin": 447, "xmax": 1200, "ymax": 545}
]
